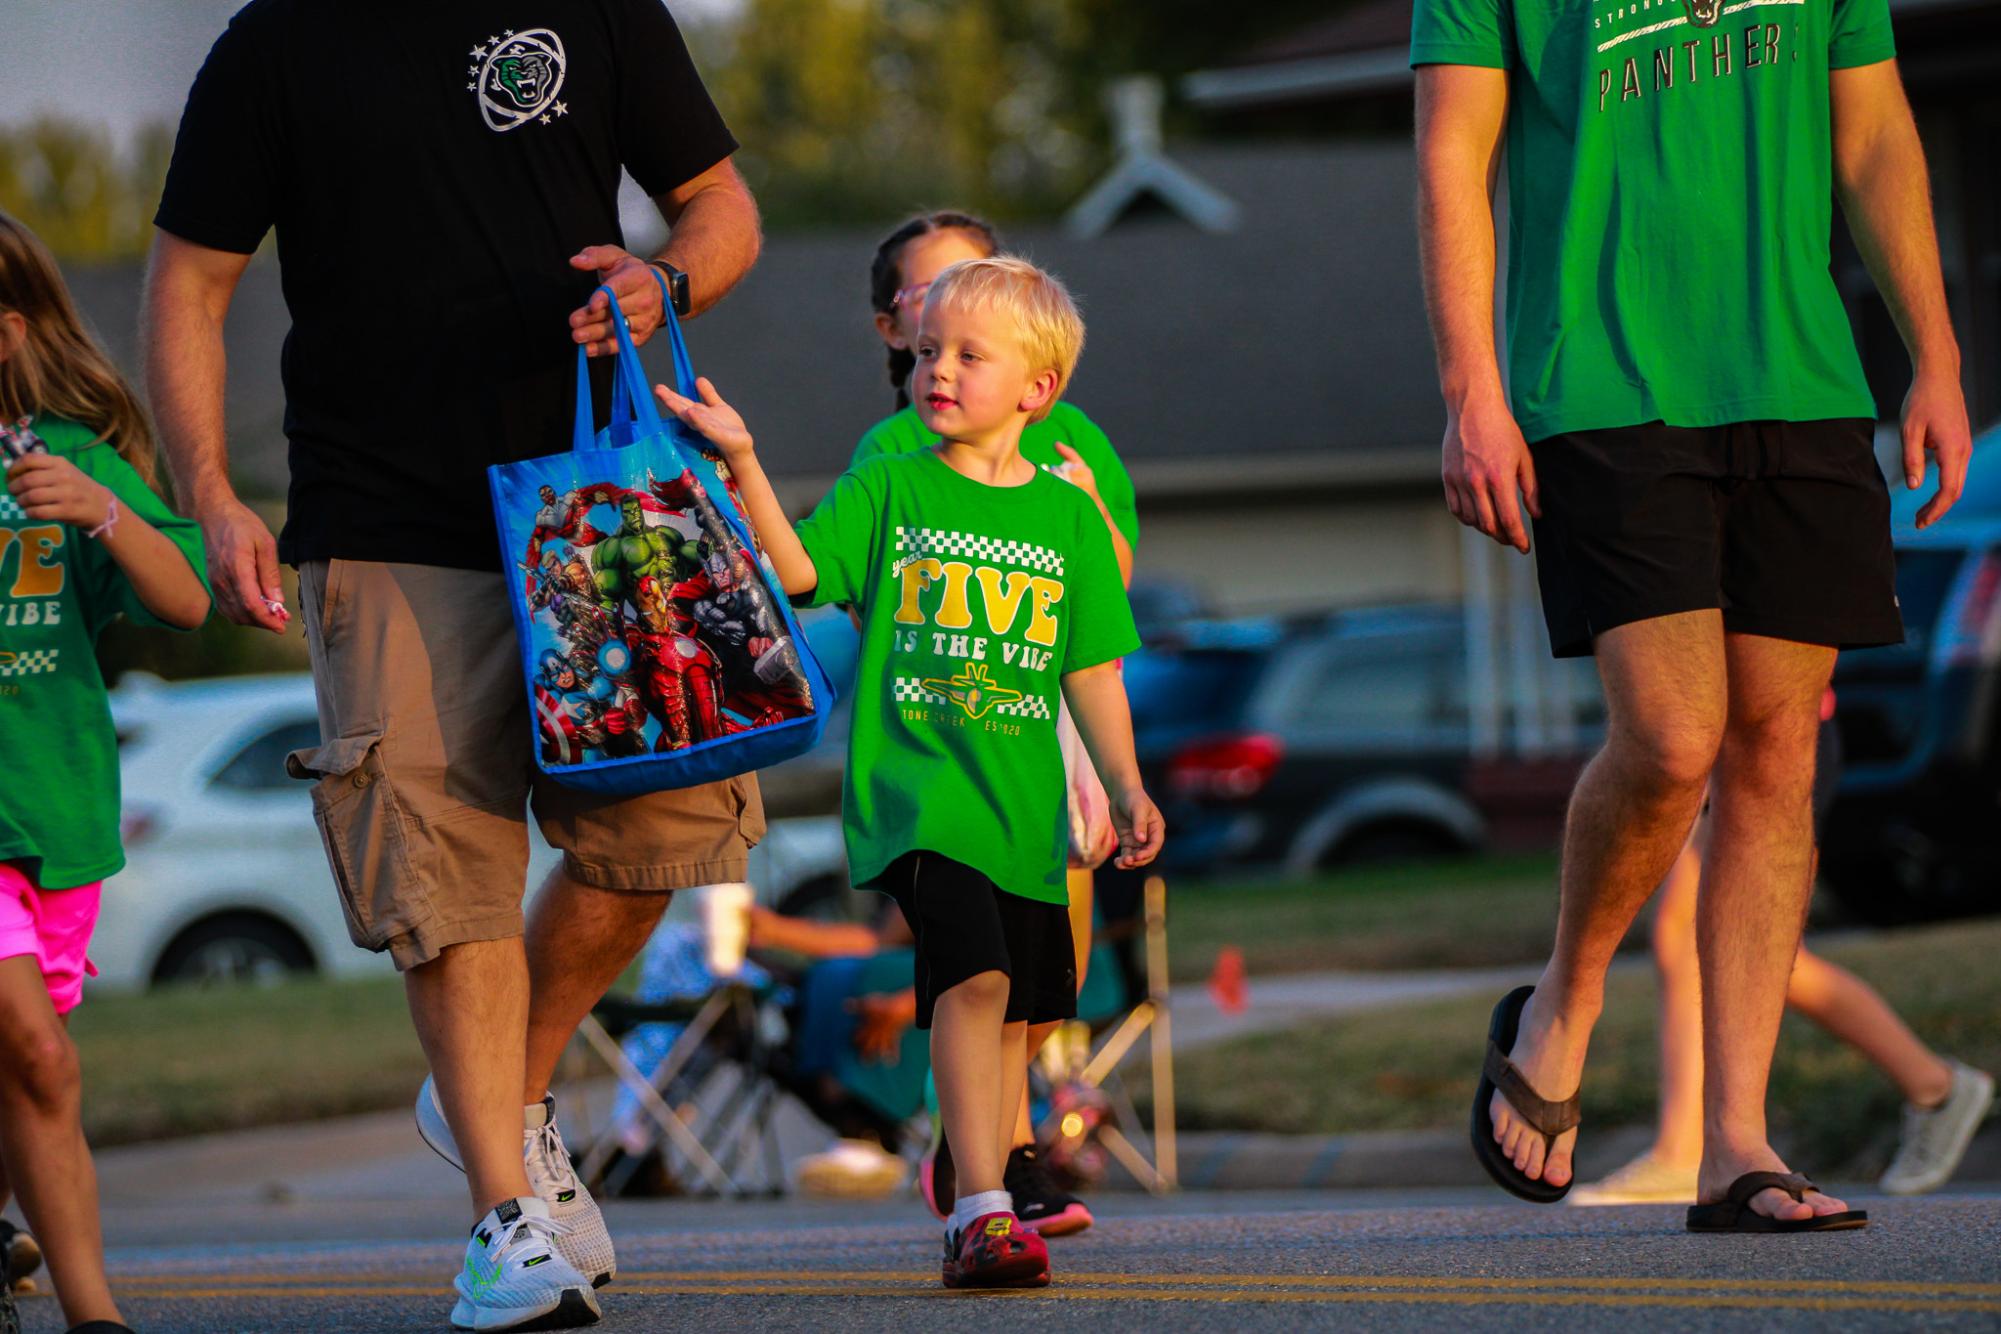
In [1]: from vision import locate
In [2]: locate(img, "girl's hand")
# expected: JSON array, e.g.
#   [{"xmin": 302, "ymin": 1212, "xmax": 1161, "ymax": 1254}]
[
  {"xmin": 1049, "ymin": 442, "xmax": 1099, "ymax": 499},
  {"xmin": 657, "ymin": 377, "xmax": 754, "ymax": 461},
  {"xmin": 1109, "ymin": 786, "xmax": 1166, "ymax": 869},
  {"xmin": 5, "ymin": 454, "xmax": 114, "ymax": 528}
]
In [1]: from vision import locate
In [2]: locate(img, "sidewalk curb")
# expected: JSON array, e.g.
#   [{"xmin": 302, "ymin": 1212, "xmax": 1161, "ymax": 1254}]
[{"xmin": 1098, "ymin": 1119, "xmax": 2001, "ymax": 1193}]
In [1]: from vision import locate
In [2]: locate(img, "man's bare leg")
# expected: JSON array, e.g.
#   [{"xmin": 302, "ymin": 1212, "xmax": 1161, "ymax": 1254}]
[
  {"xmin": 1493, "ymin": 611, "xmax": 1726, "ymax": 1188},
  {"xmin": 405, "ymin": 939, "xmax": 536, "ymax": 1213},
  {"xmin": 522, "ymin": 866, "xmax": 675, "ymax": 1104},
  {"xmin": 1696, "ymin": 632, "xmax": 1849, "ymax": 1220}
]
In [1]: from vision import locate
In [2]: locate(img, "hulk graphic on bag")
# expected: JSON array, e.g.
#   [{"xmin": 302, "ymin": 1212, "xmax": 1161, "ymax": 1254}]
[{"xmin": 591, "ymin": 493, "xmax": 726, "ymax": 750}]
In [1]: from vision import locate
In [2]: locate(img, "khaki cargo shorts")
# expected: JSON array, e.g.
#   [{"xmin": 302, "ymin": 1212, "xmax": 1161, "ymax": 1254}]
[{"xmin": 285, "ymin": 560, "xmax": 764, "ymax": 971}]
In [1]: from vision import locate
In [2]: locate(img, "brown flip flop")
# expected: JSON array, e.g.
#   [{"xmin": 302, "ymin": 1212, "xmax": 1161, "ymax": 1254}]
[
  {"xmin": 1686, "ymin": 1171, "xmax": 1868, "ymax": 1232},
  {"xmin": 1471, "ymin": 985, "xmax": 1580, "ymax": 1203}
]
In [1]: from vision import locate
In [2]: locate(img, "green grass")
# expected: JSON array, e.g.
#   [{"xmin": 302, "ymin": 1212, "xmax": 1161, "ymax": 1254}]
[
  {"xmin": 1164, "ymin": 853, "xmax": 1563, "ymax": 981},
  {"xmin": 71, "ymin": 974, "xmax": 425, "ymax": 1147},
  {"xmin": 1134, "ymin": 917, "xmax": 2001, "ymax": 1176}
]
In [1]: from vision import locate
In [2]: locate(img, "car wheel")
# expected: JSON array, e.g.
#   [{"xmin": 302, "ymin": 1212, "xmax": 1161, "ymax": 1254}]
[
  {"xmin": 1330, "ymin": 822, "xmax": 1467, "ymax": 867},
  {"xmin": 152, "ymin": 913, "xmax": 316, "ymax": 988}
]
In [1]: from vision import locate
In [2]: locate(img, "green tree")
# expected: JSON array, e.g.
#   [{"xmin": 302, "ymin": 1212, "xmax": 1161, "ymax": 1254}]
[{"xmin": 0, "ymin": 118, "xmax": 173, "ymax": 262}]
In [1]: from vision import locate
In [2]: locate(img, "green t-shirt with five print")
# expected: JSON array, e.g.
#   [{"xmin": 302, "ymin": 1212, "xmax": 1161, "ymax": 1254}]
[
  {"xmin": 0, "ymin": 416, "xmax": 210, "ymax": 889},
  {"xmin": 852, "ymin": 401, "xmax": 1140, "ymax": 553},
  {"xmin": 1410, "ymin": 0, "xmax": 1895, "ymax": 441},
  {"xmin": 795, "ymin": 450, "xmax": 1139, "ymax": 905}
]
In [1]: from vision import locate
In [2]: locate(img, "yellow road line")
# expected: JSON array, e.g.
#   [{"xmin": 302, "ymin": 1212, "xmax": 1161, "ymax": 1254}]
[
  {"xmin": 113, "ymin": 1269, "xmax": 2001, "ymax": 1298},
  {"xmin": 104, "ymin": 1280, "xmax": 2001, "ymax": 1315}
]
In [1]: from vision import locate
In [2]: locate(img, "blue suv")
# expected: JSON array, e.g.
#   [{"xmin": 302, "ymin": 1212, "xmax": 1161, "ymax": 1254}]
[{"xmin": 1821, "ymin": 427, "xmax": 2001, "ymax": 924}]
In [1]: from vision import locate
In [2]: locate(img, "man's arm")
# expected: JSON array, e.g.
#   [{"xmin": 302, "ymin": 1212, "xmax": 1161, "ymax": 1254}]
[
  {"xmin": 569, "ymin": 156, "xmax": 762, "ymax": 355},
  {"xmin": 1416, "ymin": 65, "xmax": 1537, "ymax": 554},
  {"xmin": 142, "ymin": 230, "xmax": 287, "ymax": 633},
  {"xmin": 1831, "ymin": 60, "xmax": 1971, "ymax": 529}
]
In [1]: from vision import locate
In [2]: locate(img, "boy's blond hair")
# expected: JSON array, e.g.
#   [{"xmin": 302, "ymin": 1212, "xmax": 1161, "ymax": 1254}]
[{"xmin": 924, "ymin": 256, "xmax": 1084, "ymax": 424}]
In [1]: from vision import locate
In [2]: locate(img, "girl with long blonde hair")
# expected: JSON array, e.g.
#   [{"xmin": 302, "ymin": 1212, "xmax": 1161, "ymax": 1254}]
[{"xmin": 0, "ymin": 210, "xmax": 210, "ymax": 1334}]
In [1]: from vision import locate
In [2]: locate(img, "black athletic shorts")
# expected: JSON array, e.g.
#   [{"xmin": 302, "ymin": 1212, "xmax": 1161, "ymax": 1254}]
[
  {"xmin": 1528, "ymin": 419, "xmax": 1904, "ymax": 658},
  {"xmin": 881, "ymin": 851, "xmax": 1076, "ymax": 1030}
]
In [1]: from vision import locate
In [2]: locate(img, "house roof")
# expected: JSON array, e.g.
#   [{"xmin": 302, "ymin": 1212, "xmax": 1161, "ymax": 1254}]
[{"xmin": 66, "ymin": 140, "xmax": 1444, "ymax": 506}]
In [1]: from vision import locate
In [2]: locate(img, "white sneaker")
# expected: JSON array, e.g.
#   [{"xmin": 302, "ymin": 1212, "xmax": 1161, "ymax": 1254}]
[
  {"xmin": 794, "ymin": 1138, "xmax": 909, "ymax": 1199},
  {"xmin": 1879, "ymin": 1060, "xmax": 1996, "ymax": 1195},
  {"xmin": 451, "ymin": 1196, "xmax": 600, "ymax": 1331},
  {"xmin": 419, "ymin": 1076, "xmax": 618, "ymax": 1288},
  {"xmin": 1567, "ymin": 1150, "xmax": 1699, "ymax": 1206}
]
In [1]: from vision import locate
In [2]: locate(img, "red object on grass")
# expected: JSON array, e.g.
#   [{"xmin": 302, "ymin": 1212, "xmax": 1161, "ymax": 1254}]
[{"xmin": 1209, "ymin": 945, "xmax": 1248, "ymax": 1015}]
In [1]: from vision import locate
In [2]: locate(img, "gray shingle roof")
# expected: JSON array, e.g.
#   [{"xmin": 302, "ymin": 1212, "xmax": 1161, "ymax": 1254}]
[{"xmin": 66, "ymin": 140, "xmax": 1439, "ymax": 502}]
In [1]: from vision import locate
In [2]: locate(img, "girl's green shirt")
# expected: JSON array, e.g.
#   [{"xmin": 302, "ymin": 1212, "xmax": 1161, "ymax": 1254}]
[{"xmin": 0, "ymin": 417, "xmax": 209, "ymax": 888}]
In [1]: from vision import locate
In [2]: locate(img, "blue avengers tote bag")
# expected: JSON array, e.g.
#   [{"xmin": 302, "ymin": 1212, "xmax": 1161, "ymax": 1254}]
[{"xmin": 488, "ymin": 278, "xmax": 834, "ymax": 794}]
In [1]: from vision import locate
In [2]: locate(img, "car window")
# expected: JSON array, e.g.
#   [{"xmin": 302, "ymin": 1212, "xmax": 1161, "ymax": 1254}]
[
  {"xmin": 1127, "ymin": 649, "xmax": 1264, "ymax": 731},
  {"xmin": 1295, "ymin": 638, "xmax": 1457, "ymax": 731},
  {"xmin": 209, "ymin": 718, "xmax": 322, "ymax": 792}
]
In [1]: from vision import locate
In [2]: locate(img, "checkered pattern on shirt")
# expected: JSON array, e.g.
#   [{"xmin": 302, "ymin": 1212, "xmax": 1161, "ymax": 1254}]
[
  {"xmin": 890, "ymin": 676, "xmax": 1052, "ymax": 720},
  {"xmin": 0, "ymin": 495, "xmax": 25, "ymax": 522},
  {"xmin": 893, "ymin": 526, "xmax": 1064, "ymax": 577},
  {"xmin": 893, "ymin": 677, "xmax": 948, "ymax": 705},
  {"xmin": 0, "ymin": 649, "xmax": 59, "ymax": 677}
]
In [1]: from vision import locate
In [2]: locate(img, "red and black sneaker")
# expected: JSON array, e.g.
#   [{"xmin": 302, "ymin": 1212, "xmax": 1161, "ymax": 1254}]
[
  {"xmin": 1006, "ymin": 1146, "xmax": 1094, "ymax": 1237},
  {"xmin": 917, "ymin": 1126, "xmax": 955, "ymax": 1222},
  {"xmin": 941, "ymin": 1212, "xmax": 1050, "ymax": 1290}
]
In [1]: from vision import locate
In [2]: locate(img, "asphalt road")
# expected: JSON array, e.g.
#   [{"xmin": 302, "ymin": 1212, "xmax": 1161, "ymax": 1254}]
[{"xmin": 22, "ymin": 1187, "xmax": 2000, "ymax": 1333}]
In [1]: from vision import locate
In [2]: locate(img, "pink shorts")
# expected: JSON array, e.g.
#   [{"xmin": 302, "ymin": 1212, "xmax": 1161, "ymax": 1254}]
[{"xmin": 0, "ymin": 863, "xmax": 101, "ymax": 1015}]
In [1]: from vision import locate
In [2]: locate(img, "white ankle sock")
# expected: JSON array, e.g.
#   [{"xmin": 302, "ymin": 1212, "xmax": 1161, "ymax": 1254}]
[{"xmin": 950, "ymin": 1190, "xmax": 1013, "ymax": 1236}]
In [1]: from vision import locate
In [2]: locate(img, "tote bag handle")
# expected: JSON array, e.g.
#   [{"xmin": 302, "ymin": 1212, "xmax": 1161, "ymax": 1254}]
[{"xmin": 572, "ymin": 268, "xmax": 698, "ymax": 452}]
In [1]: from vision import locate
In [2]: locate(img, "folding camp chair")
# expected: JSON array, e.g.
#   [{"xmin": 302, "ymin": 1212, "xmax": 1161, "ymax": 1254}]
[
  {"xmin": 570, "ymin": 981, "xmax": 789, "ymax": 1199},
  {"xmin": 1036, "ymin": 874, "xmax": 1177, "ymax": 1192}
]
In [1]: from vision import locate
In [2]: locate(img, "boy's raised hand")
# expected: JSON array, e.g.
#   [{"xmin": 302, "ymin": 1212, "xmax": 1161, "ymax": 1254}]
[
  {"xmin": 1110, "ymin": 786, "xmax": 1165, "ymax": 870},
  {"xmin": 656, "ymin": 376, "xmax": 753, "ymax": 460}
]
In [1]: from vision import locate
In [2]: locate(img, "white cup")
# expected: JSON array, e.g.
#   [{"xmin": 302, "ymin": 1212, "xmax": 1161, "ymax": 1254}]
[{"xmin": 702, "ymin": 882, "xmax": 754, "ymax": 977}]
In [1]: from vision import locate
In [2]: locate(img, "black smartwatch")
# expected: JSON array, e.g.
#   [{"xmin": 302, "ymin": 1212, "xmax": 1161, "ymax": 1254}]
[{"xmin": 648, "ymin": 259, "xmax": 692, "ymax": 318}]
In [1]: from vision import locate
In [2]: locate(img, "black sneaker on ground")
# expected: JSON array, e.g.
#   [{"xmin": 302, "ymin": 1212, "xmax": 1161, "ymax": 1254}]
[
  {"xmin": 64, "ymin": 1324, "xmax": 137, "ymax": 1334},
  {"xmin": 0, "ymin": 1221, "xmax": 37, "ymax": 1297},
  {"xmin": 1005, "ymin": 1145, "xmax": 1094, "ymax": 1237}
]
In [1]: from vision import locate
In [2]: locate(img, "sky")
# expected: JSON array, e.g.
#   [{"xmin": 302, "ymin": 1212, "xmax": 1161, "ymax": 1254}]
[{"xmin": 0, "ymin": 0, "xmax": 743, "ymax": 141}]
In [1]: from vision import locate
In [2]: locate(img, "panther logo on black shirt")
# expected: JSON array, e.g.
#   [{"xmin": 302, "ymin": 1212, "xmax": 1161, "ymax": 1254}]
[{"xmin": 468, "ymin": 29, "xmax": 569, "ymax": 132}]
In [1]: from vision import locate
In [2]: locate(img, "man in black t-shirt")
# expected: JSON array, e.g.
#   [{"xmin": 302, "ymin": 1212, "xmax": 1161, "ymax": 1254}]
[{"xmin": 145, "ymin": 4, "xmax": 762, "ymax": 1327}]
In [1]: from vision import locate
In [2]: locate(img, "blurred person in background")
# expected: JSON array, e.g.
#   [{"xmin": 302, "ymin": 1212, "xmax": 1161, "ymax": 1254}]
[
  {"xmin": 144, "ymin": 4, "xmax": 761, "ymax": 1327},
  {"xmin": 1415, "ymin": 0, "xmax": 1973, "ymax": 1231},
  {"xmin": 0, "ymin": 211, "xmax": 212, "ymax": 1334},
  {"xmin": 1574, "ymin": 689, "xmax": 1995, "ymax": 1205},
  {"xmin": 853, "ymin": 211, "xmax": 1139, "ymax": 1238}
]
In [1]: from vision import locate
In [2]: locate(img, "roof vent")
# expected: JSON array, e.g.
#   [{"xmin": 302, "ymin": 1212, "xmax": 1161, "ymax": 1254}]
[{"xmin": 1064, "ymin": 77, "xmax": 1240, "ymax": 239}]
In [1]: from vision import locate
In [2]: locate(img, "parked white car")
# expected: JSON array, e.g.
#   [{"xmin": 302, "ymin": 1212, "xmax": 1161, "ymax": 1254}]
[{"xmin": 93, "ymin": 673, "xmax": 848, "ymax": 990}]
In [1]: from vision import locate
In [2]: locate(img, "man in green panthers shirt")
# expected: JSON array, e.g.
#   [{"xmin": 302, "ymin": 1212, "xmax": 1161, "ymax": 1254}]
[{"xmin": 1413, "ymin": 0, "xmax": 1973, "ymax": 1229}]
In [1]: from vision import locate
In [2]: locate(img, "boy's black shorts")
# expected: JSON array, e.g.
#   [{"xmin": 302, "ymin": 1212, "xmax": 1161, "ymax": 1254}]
[
  {"xmin": 1528, "ymin": 419, "xmax": 1904, "ymax": 659},
  {"xmin": 881, "ymin": 851, "xmax": 1076, "ymax": 1030}
]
